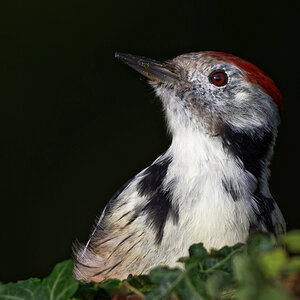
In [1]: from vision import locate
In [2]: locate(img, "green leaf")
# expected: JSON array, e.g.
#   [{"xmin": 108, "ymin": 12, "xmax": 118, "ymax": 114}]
[
  {"xmin": 247, "ymin": 233, "xmax": 275, "ymax": 255},
  {"xmin": 176, "ymin": 274, "xmax": 205, "ymax": 300},
  {"xmin": 146, "ymin": 267, "xmax": 183, "ymax": 300},
  {"xmin": 41, "ymin": 260, "xmax": 78, "ymax": 300},
  {"xmin": 281, "ymin": 230, "xmax": 300, "ymax": 253},
  {"xmin": 98, "ymin": 279, "xmax": 125, "ymax": 297},
  {"xmin": 0, "ymin": 278, "xmax": 47, "ymax": 300},
  {"xmin": 146, "ymin": 266, "xmax": 206, "ymax": 300},
  {"xmin": 233, "ymin": 248, "xmax": 292, "ymax": 300},
  {"xmin": 232, "ymin": 253, "xmax": 264, "ymax": 299},
  {"xmin": 182, "ymin": 243, "xmax": 208, "ymax": 271},
  {"xmin": 286, "ymin": 256, "xmax": 300, "ymax": 273},
  {"xmin": 203, "ymin": 244, "xmax": 244, "ymax": 273},
  {"xmin": 2, "ymin": 231, "xmax": 300, "ymax": 300},
  {"xmin": 146, "ymin": 243, "xmax": 244, "ymax": 299},
  {"xmin": 127, "ymin": 275, "xmax": 154, "ymax": 293},
  {"xmin": 259, "ymin": 248, "xmax": 287, "ymax": 278},
  {"xmin": 0, "ymin": 261, "xmax": 78, "ymax": 300},
  {"xmin": 189, "ymin": 243, "xmax": 208, "ymax": 259},
  {"xmin": 205, "ymin": 271, "xmax": 231, "ymax": 299},
  {"xmin": 146, "ymin": 265, "xmax": 207, "ymax": 300},
  {"xmin": 258, "ymin": 285, "xmax": 292, "ymax": 300},
  {"xmin": 73, "ymin": 282, "xmax": 98, "ymax": 300}
]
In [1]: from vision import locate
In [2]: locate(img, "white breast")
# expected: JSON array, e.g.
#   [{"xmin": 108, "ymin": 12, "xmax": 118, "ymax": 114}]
[{"xmin": 160, "ymin": 128, "xmax": 257, "ymax": 255}]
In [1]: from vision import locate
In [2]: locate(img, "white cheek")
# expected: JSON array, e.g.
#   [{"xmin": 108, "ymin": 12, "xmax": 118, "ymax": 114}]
[{"xmin": 219, "ymin": 85, "xmax": 279, "ymax": 133}]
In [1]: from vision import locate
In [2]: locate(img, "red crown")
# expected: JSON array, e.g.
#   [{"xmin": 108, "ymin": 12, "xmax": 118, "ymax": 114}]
[{"xmin": 205, "ymin": 51, "xmax": 282, "ymax": 112}]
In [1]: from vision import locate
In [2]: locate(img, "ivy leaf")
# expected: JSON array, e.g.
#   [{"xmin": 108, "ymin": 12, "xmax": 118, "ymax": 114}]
[
  {"xmin": 0, "ymin": 260, "xmax": 78, "ymax": 300},
  {"xmin": 72, "ymin": 282, "xmax": 98, "ymax": 300},
  {"xmin": 0, "ymin": 278, "xmax": 47, "ymax": 300},
  {"xmin": 286, "ymin": 257, "xmax": 300, "ymax": 273},
  {"xmin": 257, "ymin": 285, "xmax": 292, "ymax": 300},
  {"xmin": 98, "ymin": 279, "xmax": 125, "ymax": 297},
  {"xmin": 127, "ymin": 275, "xmax": 154, "ymax": 293},
  {"xmin": 247, "ymin": 233, "xmax": 275, "ymax": 256},
  {"xmin": 281, "ymin": 230, "xmax": 300, "ymax": 254},
  {"xmin": 202, "ymin": 244, "xmax": 244, "ymax": 272},
  {"xmin": 188, "ymin": 243, "xmax": 208, "ymax": 259},
  {"xmin": 205, "ymin": 271, "xmax": 232, "ymax": 299},
  {"xmin": 1, "ymin": 231, "xmax": 300, "ymax": 300},
  {"xmin": 146, "ymin": 267, "xmax": 183, "ymax": 300},
  {"xmin": 146, "ymin": 266, "xmax": 206, "ymax": 300},
  {"xmin": 259, "ymin": 248, "xmax": 287, "ymax": 279},
  {"xmin": 41, "ymin": 260, "xmax": 78, "ymax": 300},
  {"xmin": 233, "ymin": 251, "xmax": 291, "ymax": 300}
]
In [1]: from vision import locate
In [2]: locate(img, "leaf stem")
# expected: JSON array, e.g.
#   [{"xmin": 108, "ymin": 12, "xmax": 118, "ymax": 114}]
[
  {"xmin": 183, "ymin": 273, "xmax": 205, "ymax": 300},
  {"xmin": 201, "ymin": 248, "xmax": 243, "ymax": 274},
  {"xmin": 123, "ymin": 281, "xmax": 146, "ymax": 299}
]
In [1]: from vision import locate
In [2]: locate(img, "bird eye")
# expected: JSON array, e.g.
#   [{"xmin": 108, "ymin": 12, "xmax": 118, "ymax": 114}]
[{"xmin": 209, "ymin": 71, "xmax": 228, "ymax": 87}]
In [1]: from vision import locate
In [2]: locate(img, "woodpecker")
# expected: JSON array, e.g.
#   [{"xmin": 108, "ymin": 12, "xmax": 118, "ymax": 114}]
[{"xmin": 73, "ymin": 51, "xmax": 286, "ymax": 282}]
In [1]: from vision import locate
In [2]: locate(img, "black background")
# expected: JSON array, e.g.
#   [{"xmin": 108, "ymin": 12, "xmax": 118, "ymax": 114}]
[{"xmin": 0, "ymin": 0, "xmax": 299, "ymax": 283}]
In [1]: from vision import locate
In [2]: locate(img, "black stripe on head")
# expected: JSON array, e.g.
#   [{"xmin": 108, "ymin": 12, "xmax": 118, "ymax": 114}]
[
  {"xmin": 137, "ymin": 155, "xmax": 178, "ymax": 244},
  {"xmin": 222, "ymin": 126, "xmax": 273, "ymax": 179}
]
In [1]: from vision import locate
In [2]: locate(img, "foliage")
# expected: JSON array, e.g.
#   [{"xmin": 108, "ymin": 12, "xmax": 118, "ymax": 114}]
[
  {"xmin": 0, "ymin": 260, "xmax": 78, "ymax": 300},
  {"xmin": 1, "ymin": 231, "xmax": 300, "ymax": 300}
]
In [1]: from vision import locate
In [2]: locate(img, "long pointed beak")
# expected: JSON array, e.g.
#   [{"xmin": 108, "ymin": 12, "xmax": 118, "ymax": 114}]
[{"xmin": 115, "ymin": 52, "xmax": 179, "ymax": 83}]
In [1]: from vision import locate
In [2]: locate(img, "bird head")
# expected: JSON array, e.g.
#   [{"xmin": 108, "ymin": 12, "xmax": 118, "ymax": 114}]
[{"xmin": 115, "ymin": 51, "xmax": 281, "ymax": 139}]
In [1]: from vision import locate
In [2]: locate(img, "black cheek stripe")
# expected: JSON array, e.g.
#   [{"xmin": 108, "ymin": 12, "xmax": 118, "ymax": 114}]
[{"xmin": 222, "ymin": 125, "xmax": 273, "ymax": 179}]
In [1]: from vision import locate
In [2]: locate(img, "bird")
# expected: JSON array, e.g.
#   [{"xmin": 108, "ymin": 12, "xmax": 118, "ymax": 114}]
[{"xmin": 73, "ymin": 51, "xmax": 286, "ymax": 282}]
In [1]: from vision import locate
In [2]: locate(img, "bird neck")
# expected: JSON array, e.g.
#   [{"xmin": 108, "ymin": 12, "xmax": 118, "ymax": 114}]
[
  {"xmin": 166, "ymin": 126, "xmax": 273, "ymax": 201},
  {"xmin": 170, "ymin": 129, "xmax": 228, "ymax": 165}
]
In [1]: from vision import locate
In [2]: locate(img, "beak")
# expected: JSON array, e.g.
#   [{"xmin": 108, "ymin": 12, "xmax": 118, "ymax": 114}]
[{"xmin": 115, "ymin": 52, "xmax": 179, "ymax": 83}]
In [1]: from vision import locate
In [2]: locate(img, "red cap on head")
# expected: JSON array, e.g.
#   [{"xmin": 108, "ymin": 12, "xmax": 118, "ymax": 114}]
[{"xmin": 205, "ymin": 51, "xmax": 282, "ymax": 112}]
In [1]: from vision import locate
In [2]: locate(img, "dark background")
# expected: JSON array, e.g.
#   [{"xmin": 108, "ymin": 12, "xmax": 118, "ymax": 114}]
[{"xmin": 0, "ymin": 0, "xmax": 299, "ymax": 283}]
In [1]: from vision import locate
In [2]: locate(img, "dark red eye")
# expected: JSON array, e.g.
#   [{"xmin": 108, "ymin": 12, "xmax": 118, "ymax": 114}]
[{"xmin": 209, "ymin": 71, "xmax": 228, "ymax": 86}]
